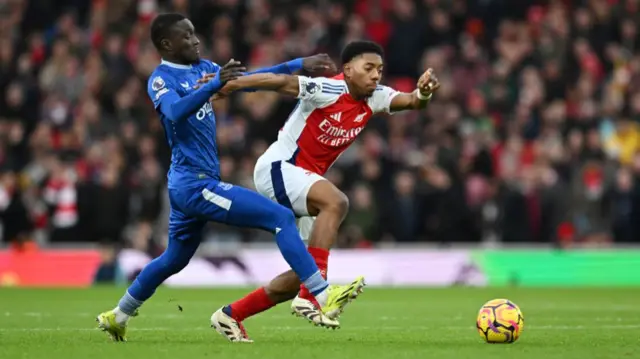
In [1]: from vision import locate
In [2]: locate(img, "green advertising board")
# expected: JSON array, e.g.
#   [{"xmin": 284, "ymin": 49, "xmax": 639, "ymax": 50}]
[{"xmin": 473, "ymin": 250, "xmax": 640, "ymax": 286}]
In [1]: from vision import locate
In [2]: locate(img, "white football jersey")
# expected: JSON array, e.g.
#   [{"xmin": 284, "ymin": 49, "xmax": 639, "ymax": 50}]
[{"xmin": 259, "ymin": 75, "xmax": 399, "ymax": 175}]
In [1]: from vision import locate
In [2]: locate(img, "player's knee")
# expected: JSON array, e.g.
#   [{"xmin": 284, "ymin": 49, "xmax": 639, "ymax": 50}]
[
  {"xmin": 325, "ymin": 191, "xmax": 349, "ymax": 219},
  {"xmin": 171, "ymin": 256, "xmax": 191, "ymax": 273},
  {"xmin": 272, "ymin": 205, "xmax": 297, "ymax": 228},
  {"xmin": 157, "ymin": 251, "xmax": 190, "ymax": 275}
]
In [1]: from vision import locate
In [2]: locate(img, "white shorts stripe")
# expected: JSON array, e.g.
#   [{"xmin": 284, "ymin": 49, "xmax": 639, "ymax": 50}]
[{"xmin": 201, "ymin": 188, "xmax": 232, "ymax": 211}]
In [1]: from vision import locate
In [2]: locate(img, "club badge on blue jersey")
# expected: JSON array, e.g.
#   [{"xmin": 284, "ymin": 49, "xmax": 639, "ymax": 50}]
[{"xmin": 152, "ymin": 76, "xmax": 165, "ymax": 91}]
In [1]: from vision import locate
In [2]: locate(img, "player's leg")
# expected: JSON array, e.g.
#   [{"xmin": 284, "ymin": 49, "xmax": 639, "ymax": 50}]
[
  {"xmin": 222, "ymin": 163, "xmax": 320, "ymax": 324},
  {"xmin": 295, "ymin": 180, "xmax": 348, "ymax": 296},
  {"xmin": 97, "ymin": 204, "xmax": 204, "ymax": 342},
  {"xmin": 220, "ymin": 222, "xmax": 314, "ymax": 330},
  {"xmin": 193, "ymin": 181, "xmax": 341, "ymax": 340},
  {"xmin": 282, "ymin": 179, "xmax": 364, "ymax": 319},
  {"xmin": 269, "ymin": 162, "xmax": 346, "ymax": 302},
  {"xmin": 255, "ymin": 217, "xmax": 319, "ymax": 301},
  {"xmin": 220, "ymin": 162, "xmax": 318, "ymax": 326},
  {"xmin": 260, "ymin": 162, "xmax": 357, "ymax": 308},
  {"xmin": 225, "ymin": 162, "xmax": 364, "ymax": 327},
  {"xmin": 223, "ymin": 220, "xmax": 317, "ymax": 318},
  {"xmin": 209, "ymin": 183, "xmax": 329, "ymax": 295}
]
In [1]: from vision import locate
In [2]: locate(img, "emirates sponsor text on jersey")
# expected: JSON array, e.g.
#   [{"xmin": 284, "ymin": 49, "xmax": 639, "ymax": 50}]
[{"xmin": 317, "ymin": 118, "xmax": 365, "ymax": 147}]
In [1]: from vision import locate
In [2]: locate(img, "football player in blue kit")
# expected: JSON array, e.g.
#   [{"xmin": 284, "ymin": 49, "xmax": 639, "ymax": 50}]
[{"xmin": 96, "ymin": 13, "xmax": 362, "ymax": 342}]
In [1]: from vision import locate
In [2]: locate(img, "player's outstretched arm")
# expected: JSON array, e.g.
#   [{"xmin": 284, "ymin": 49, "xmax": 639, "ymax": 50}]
[
  {"xmin": 247, "ymin": 54, "xmax": 336, "ymax": 76},
  {"xmin": 220, "ymin": 73, "xmax": 302, "ymax": 97},
  {"xmin": 196, "ymin": 55, "xmax": 335, "ymax": 97},
  {"xmin": 150, "ymin": 60, "xmax": 245, "ymax": 122},
  {"xmin": 388, "ymin": 68, "xmax": 440, "ymax": 112}
]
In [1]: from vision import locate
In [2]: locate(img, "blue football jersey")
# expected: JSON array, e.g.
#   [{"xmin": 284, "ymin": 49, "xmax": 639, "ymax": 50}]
[{"xmin": 147, "ymin": 59, "xmax": 221, "ymax": 188}]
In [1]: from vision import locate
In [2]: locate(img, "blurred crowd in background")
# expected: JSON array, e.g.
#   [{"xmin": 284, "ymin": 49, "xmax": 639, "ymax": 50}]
[{"xmin": 1, "ymin": 0, "xmax": 640, "ymax": 253}]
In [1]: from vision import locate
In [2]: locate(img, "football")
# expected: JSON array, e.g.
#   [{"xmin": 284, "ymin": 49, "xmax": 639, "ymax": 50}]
[{"xmin": 476, "ymin": 299, "xmax": 524, "ymax": 343}]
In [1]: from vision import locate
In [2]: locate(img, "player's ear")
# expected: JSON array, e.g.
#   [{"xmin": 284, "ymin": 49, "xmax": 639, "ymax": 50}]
[
  {"xmin": 343, "ymin": 64, "xmax": 352, "ymax": 78},
  {"xmin": 161, "ymin": 39, "xmax": 172, "ymax": 52}
]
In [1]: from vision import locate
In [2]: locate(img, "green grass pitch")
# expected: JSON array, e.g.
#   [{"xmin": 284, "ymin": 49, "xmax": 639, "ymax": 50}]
[{"xmin": 1, "ymin": 287, "xmax": 639, "ymax": 359}]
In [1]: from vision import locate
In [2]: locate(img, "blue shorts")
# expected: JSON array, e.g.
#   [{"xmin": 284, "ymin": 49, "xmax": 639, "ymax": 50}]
[{"xmin": 167, "ymin": 178, "xmax": 291, "ymax": 243}]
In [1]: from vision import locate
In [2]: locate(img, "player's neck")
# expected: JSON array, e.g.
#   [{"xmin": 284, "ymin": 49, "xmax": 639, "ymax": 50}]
[
  {"xmin": 161, "ymin": 54, "xmax": 193, "ymax": 67},
  {"xmin": 345, "ymin": 82, "xmax": 367, "ymax": 101}
]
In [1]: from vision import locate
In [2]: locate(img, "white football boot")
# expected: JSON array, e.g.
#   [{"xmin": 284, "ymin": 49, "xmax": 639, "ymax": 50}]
[
  {"xmin": 210, "ymin": 308, "xmax": 253, "ymax": 343},
  {"xmin": 291, "ymin": 276, "xmax": 366, "ymax": 328}
]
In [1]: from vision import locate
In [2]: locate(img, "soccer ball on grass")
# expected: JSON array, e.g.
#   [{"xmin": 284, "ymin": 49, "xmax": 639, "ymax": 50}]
[{"xmin": 476, "ymin": 299, "xmax": 524, "ymax": 344}]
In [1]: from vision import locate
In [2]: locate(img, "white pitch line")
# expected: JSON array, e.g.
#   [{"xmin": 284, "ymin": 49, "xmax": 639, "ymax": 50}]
[
  {"xmin": 5, "ymin": 312, "xmax": 187, "ymax": 319},
  {"xmin": 6, "ymin": 312, "xmax": 639, "ymax": 321},
  {"xmin": 165, "ymin": 301, "xmax": 640, "ymax": 311},
  {"xmin": 2, "ymin": 324, "xmax": 640, "ymax": 332}
]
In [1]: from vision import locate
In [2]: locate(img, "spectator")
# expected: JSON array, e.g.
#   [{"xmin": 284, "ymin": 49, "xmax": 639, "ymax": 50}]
[
  {"xmin": 0, "ymin": 169, "xmax": 32, "ymax": 245},
  {"xmin": 342, "ymin": 183, "xmax": 378, "ymax": 247},
  {"xmin": 0, "ymin": 0, "xmax": 638, "ymax": 249},
  {"xmin": 93, "ymin": 241, "xmax": 126, "ymax": 285}
]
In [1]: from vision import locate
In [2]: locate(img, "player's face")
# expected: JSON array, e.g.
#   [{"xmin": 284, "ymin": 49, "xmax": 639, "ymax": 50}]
[
  {"xmin": 167, "ymin": 19, "xmax": 201, "ymax": 63},
  {"xmin": 345, "ymin": 53, "xmax": 383, "ymax": 97}
]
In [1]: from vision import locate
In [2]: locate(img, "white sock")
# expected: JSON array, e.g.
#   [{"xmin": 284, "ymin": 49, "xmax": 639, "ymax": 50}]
[
  {"xmin": 113, "ymin": 307, "xmax": 130, "ymax": 325},
  {"xmin": 314, "ymin": 287, "xmax": 329, "ymax": 307}
]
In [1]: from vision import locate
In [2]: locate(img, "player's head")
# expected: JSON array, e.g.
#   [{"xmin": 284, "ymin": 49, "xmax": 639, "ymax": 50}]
[
  {"xmin": 341, "ymin": 41, "xmax": 384, "ymax": 97},
  {"xmin": 150, "ymin": 13, "xmax": 200, "ymax": 64}
]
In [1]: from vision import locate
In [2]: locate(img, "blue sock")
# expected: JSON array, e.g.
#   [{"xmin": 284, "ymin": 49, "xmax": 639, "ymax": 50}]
[
  {"xmin": 118, "ymin": 237, "xmax": 199, "ymax": 314},
  {"xmin": 117, "ymin": 291, "xmax": 143, "ymax": 316},
  {"xmin": 272, "ymin": 213, "xmax": 328, "ymax": 290},
  {"xmin": 304, "ymin": 271, "xmax": 329, "ymax": 296}
]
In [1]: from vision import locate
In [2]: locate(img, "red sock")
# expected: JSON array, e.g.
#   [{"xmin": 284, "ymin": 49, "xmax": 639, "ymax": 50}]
[
  {"xmin": 299, "ymin": 247, "xmax": 329, "ymax": 301},
  {"xmin": 228, "ymin": 287, "xmax": 275, "ymax": 322}
]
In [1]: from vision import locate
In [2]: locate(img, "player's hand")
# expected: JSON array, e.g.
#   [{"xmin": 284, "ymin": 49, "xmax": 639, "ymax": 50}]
[
  {"xmin": 194, "ymin": 74, "xmax": 230, "ymax": 101},
  {"xmin": 302, "ymin": 54, "xmax": 337, "ymax": 74},
  {"xmin": 218, "ymin": 59, "xmax": 246, "ymax": 84},
  {"xmin": 417, "ymin": 68, "xmax": 440, "ymax": 96},
  {"xmin": 194, "ymin": 73, "xmax": 216, "ymax": 89}
]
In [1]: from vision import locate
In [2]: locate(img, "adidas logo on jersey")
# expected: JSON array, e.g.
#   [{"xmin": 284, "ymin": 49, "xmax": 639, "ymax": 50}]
[{"xmin": 328, "ymin": 112, "xmax": 342, "ymax": 122}]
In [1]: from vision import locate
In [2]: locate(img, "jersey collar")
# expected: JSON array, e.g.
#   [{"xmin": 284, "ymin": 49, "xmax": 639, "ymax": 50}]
[{"xmin": 161, "ymin": 59, "xmax": 192, "ymax": 70}]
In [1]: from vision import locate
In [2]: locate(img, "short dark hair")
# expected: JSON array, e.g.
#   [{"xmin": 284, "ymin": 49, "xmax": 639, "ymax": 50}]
[
  {"xmin": 340, "ymin": 41, "xmax": 384, "ymax": 64},
  {"xmin": 150, "ymin": 13, "xmax": 186, "ymax": 50}
]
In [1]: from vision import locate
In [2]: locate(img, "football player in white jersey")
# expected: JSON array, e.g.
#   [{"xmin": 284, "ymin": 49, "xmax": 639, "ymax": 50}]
[{"xmin": 206, "ymin": 41, "xmax": 440, "ymax": 342}]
